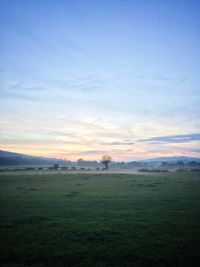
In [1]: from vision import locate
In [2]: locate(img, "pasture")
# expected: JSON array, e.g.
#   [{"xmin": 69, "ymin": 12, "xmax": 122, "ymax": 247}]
[{"xmin": 0, "ymin": 171, "xmax": 200, "ymax": 267}]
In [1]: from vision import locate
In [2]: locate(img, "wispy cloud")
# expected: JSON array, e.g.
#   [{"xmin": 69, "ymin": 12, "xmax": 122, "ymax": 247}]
[
  {"xmin": 139, "ymin": 134, "xmax": 200, "ymax": 144},
  {"xmin": 152, "ymin": 74, "xmax": 176, "ymax": 82},
  {"xmin": 0, "ymin": 90, "xmax": 39, "ymax": 101},
  {"xmin": 80, "ymin": 150, "xmax": 108, "ymax": 155},
  {"xmin": 100, "ymin": 141, "xmax": 134, "ymax": 145},
  {"xmin": 182, "ymin": 148, "xmax": 200, "ymax": 154},
  {"xmin": 52, "ymin": 75, "xmax": 110, "ymax": 93}
]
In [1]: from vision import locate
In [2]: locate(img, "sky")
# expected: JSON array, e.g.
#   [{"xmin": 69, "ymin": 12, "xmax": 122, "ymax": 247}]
[{"xmin": 0, "ymin": 0, "xmax": 200, "ymax": 161}]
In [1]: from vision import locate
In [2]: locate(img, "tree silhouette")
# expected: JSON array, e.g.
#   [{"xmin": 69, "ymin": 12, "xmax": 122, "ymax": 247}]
[
  {"xmin": 53, "ymin": 163, "xmax": 59, "ymax": 170},
  {"xmin": 101, "ymin": 155, "xmax": 112, "ymax": 169}
]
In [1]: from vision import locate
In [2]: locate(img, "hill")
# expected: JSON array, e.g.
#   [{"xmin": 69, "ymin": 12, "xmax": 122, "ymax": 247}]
[
  {"xmin": 0, "ymin": 150, "xmax": 67, "ymax": 167},
  {"xmin": 140, "ymin": 156, "xmax": 200, "ymax": 163}
]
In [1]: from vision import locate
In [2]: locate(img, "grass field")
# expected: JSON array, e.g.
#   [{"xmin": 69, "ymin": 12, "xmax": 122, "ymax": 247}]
[{"xmin": 0, "ymin": 171, "xmax": 200, "ymax": 267}]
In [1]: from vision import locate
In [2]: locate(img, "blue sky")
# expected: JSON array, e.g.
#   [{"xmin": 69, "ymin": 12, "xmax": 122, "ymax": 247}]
[{"xmin": 0, "ymin": 0, "xmax": 200, "ymax": 160}]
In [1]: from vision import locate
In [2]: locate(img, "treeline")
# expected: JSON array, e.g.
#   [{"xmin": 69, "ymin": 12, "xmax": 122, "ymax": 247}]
[
  {"xmin": 160, "ymin": 160, "xmax": 200, "ymax": 169},
  {"xmin": 0, "ymin": 156, "xmax": 200, "ymax": 170},
  {"xmin": 50, "ymin": 159, "xmax": 200, "ymax": 170}
]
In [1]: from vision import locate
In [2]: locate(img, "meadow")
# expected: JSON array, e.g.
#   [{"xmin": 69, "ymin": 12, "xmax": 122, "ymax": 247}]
[{"xmin": 0, "ymin": 171, "xmax": 200, "ymax": 267}]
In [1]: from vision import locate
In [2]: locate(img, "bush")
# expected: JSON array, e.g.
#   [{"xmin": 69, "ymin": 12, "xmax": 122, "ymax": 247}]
[{"xmin": 190, "ymin": 169, "xmax": 200, "ymax": 172}]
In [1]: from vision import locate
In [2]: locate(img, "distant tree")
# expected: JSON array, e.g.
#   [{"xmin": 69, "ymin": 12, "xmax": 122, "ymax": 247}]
[
  {"xmin": 118, "ymin": 161, "xmax": 126, "ymax": 169},
  {"xmin": 176, "ymin": 161, "xmax": 185, "ymax": 168},
  {"xmin": 77, "ymin": 158, "xmax": 84, "ymax": 167},
  {"xmin": 161, "ymin": 162, "xmax": 169, "ymax": 168},
  {"xmin": 53, "ymin": 163, "xmax": 59, "ymax": 170},
  {"xmin": 101, "ymin": 155, "xmax": 112, "ymax": 169},
  {"xmin": 71, "ymin": 166, "xmax": 76, "ymax": 170},
  {"xmin": 187, "ymin": 161, "xmax": 199, "ymax": 168}
]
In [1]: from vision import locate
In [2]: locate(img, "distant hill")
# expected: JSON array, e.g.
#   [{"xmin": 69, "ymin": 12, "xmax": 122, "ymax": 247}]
[
  {"xmin": 0, "ymin": 150, "xmax": 67, "ymax": 167},
  {"xmin": 0, "ymin": 150, "xmax": 37, "ymax": 159},
  {"xmin": 140, "ymin": 156, "xmax": 200, "ymax": 163}
]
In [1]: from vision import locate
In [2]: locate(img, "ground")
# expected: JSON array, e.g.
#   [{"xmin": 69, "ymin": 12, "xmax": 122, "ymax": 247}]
[{"xmin": 0, "ymin": 171, "xmax": 200, "ymax": 267}]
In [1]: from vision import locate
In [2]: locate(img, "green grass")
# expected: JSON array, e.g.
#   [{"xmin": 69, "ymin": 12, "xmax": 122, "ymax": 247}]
[{"xmin": 0, "ymin": 172, "xmax": 200, "ymax": 267}]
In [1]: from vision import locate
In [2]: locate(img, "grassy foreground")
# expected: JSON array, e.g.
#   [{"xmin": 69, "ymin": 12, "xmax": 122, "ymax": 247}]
[{"xmin": 0, "ymin": 172, "xmax": 200, "ymax": 267}]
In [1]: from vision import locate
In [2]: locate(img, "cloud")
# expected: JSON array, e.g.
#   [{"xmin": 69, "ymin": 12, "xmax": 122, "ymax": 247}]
[
  {"xmin": 152, "ymin": 74, "xmax": 175, "ymax": 82},
  {"xmin": 53, "ymin": 75, "xmax": 109, "ymax": 93},
  {"xmin": 100, "ymin": 141, "xmax": 134, "ymax": 145},
  {"xmin": 139, "ymin": 134, "xmax": 200, "ymax": 144},
  {"xmin": 80, "ymin": 150, "xmax": 108, "ymax": 155},
  {"xmin": 183, "ymin": 148, "xmax": 200, "ymax": 154},
  {"xmin": 188, "ymin": 148, "xmax": 200, "ymax": 154},
  {"xmin": 0, "ymin": 90, "xmax": 39, "ymax": 101}
]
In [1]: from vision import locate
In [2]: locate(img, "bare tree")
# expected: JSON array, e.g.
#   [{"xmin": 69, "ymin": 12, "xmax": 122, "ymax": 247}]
[{"xmin": 101, "ymin": 155, "xmax": 112, "ymax": 169}]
